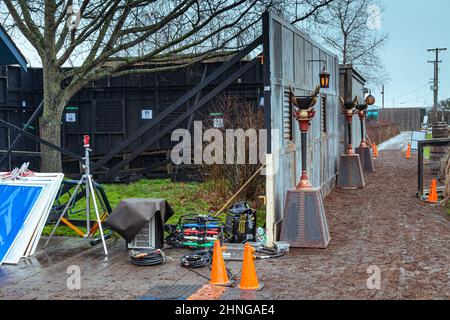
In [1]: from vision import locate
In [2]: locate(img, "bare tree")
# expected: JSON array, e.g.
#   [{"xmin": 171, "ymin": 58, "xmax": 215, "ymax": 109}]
[
  {"xmin": 0, "ymin": 0, "xmax": 337, "ymax": 172},
  {"xmin": 309, "ymin": 0, "xmax": 388, "ymax": 85},
  {"xmin": 268, "ymin": 0, "xmax": 334, "ymax": 23}
]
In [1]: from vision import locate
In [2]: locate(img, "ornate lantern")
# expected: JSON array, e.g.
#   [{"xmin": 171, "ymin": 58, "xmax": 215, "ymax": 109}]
[
  {"xmin": 340, "ymin": 97, "xmax": 359, "ymax": 155},
  {"xmin": 319, "ymin": 65, "xmax": 330, "ymax": 89},
  {"xmin": 289, "ymin": 85, "xmax": 320, "ymax": 189},
  {"xmin": 365, "ymin": 94, "xmax": 376, "ymax": 106},
  {"xmin": 355, "ymin": 103, "xmax": 369, "ymax": 147}
]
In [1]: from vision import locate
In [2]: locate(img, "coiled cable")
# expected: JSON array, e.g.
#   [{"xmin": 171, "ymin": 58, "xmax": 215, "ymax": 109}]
[
  {"xmin": 129, "ymin": 249, "xmax": 166, "ymax": 266},
  {"xmin": 180, "ymin": 250, "xmax": 212, "ymax": 268}
]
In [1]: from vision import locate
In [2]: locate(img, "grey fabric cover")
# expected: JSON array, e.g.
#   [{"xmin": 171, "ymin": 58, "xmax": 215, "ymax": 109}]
[{"xmin": 106, "ymin": 198, "xmax": 173, "ymax": 243}]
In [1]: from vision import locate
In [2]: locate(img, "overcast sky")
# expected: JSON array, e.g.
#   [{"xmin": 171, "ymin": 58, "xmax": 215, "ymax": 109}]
[
  {"xmin": 11, "ymin": 1, "xmax": 450, "ymax": 109},
  {"xmin": 379, "ymin": 0, "xmax": 450, "ymax": 108}
]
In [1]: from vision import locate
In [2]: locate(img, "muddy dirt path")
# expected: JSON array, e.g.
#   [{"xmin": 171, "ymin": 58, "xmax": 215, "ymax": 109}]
[{"xmin": 258, "ymin": 150, "xmax": 450, "ymax": 300}]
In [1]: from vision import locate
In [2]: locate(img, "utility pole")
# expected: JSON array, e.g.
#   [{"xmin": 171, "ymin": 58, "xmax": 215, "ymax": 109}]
[
  {"xmin": 427, "ymin": 48, "xmax": 447, "ymax": 122},
  {"xmin": 381, "ymin": 85, "xmax": 385, "ymax": 109}
]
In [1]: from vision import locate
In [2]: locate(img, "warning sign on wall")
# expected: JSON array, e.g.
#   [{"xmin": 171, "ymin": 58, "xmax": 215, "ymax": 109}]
[{"xmin": 65, "ymin": 113, "xmax": 76, "ymax": 123}]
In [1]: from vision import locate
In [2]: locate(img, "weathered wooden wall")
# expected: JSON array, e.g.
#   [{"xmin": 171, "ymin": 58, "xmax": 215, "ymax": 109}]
[
  {"xmin": 263, "ymin": 13, "xmax": 340, "ymax": 241},
  {"xmin": 0, "ymin": 62, "xmax": 264, "ymax": 172},
  {"xmin": 338, "ymin": 65, "xmax": 366, "ymax": 154},
  {"xmin": 378, "ymin": 108, "xmax": 424, "ymax": 131}
]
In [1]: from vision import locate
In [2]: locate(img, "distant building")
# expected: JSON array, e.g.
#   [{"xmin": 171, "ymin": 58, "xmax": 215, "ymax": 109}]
[{"xmin": 0, "ymin": 24, "xmax": 27, "ymax": 70}]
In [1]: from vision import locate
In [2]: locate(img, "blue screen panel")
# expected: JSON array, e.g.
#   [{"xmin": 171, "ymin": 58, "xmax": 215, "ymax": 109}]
[{"xmin": 0, "ymin": 185, "xmax": 43, "ymax": 263}]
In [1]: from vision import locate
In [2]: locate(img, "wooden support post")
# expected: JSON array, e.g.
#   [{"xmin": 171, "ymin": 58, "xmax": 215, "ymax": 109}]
[{"xmin": 265, "ymin": 153, "xmax": 275, "ymax": 248}]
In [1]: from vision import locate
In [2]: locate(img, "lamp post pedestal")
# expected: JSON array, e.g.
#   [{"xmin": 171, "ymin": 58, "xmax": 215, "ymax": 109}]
[
  {"xmin": 355, "ymin": 109, "xmax": 375, "ymax": 173},
  {"xmin": 282, "ymin": 188, "xmax": 330, "ymax": 248},
  {"xmin": 280, "ymin": 88, "xmax": 331, "ymax": 249},
  {"xmin": 337, "ymin": 99, "xmax": 366, "ymax": 189}
]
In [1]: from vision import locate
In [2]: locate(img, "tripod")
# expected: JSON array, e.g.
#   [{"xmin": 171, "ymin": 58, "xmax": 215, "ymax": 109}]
[{"xmin": 44, "ymin": 135, "xmax": 108, "ymax": 256}]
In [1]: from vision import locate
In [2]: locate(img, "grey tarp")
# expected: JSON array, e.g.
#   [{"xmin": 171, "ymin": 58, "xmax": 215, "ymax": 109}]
[{"xmin": 106, "ymin": 198, "xmax": 173, "ymax": 243}]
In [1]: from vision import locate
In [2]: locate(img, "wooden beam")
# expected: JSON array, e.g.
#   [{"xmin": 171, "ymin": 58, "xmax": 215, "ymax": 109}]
[{"xmin": 101, "ymin": 58, "xmax": 260, "ymax": 181}]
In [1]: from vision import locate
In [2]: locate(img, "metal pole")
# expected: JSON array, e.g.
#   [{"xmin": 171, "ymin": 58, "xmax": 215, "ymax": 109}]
[
  {"xmin": 427, "ymin": 48, "xmax": 447, "ymax": 121},
  {"xmin": 44, "ymin": 180, "xmax": 83, "ymax": 248},
  {"xmin": 360, "ymin": 117, "xmax": 365, "ymax": 145},
  {"xmin": 87, "ymin": 174, "xmax": 108, "ymax": 255},
  {"xmin": 301, "ymin": 131, "xmax": 307, "ymax": 174},
  {"xmin": 418, "ymin": 141, "xmax": 424, "ymax": 198},
  {"xmin": 347, "ymin": 122, "xmax": 353, "ymax": 153},
  {"xmin": 84, "ymin": 138, "xmax": 91, "ymax": 234}
]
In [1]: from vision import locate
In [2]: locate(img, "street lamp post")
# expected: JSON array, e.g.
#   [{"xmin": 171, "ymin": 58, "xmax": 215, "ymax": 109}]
[
  {"xmin": 290, "ymin": 86, "xmax": 319, "ymax": 189},
  {"xmin": 337, "ymin": 97, "xmax": 366, "ymax": 189},
  {"xmin": 355, "ymin": 94, "xmax": 376, "ymax": 173},
  {"xmin": 280, "ymin": 85, "xmax": 331, "ymax": 249}
]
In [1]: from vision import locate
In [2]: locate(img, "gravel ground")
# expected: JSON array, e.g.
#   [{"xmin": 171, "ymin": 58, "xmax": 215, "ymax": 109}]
[{"xmin": 256, "ymin": 150, "xmax": 450, "ymax": 300}]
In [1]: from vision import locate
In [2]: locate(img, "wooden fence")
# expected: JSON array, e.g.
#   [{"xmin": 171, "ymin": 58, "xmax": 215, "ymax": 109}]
[{"xmin": 377, "ymin": 108, "xmax": 424, "ymax": 131}]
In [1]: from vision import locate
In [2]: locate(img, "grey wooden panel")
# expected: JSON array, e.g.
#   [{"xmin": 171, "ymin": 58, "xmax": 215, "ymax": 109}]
[
  {"xmin": 268, "ymin": 13, "xmax": 340, "ymax": 227},
  {"xmin": 294, "ymin": 35, "xmax": 306, "ymax": 87},
  {"xmin": 282, "ymin": 26, "xmax": 294, "ymax": 83},
  {"xmin": 272, "ymin": 21, "xmax": 283, "ymax": 79}
]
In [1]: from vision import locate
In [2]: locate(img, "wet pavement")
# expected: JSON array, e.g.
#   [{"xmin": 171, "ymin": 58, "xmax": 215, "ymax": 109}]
[
  {"xmin": 1, "ymin": 150, "xmax": 449, "ymax": 300},
  {"xmin": 377, "ymin": 131, "xmax": 412, "ymax": 152},
  {"xmin": 256, "ymin": 150, "xmax": 450, "ymax": 299}
]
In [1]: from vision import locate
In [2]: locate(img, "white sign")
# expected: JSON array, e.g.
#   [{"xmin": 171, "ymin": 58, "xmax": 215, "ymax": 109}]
[
  {"xmin": 142, "ymin": 109, "xmax": 153, "ymax": 120},
  {"xmin": 65, "ymin": 113, "xmax": 76, "ymax": 123},
  {"xmin": 411, "ymin": 131, "xmax": 426, "ymax": 150},
  {"xmin": 213, "ymin": 118, "xmax": 224, "ymax": 128}
]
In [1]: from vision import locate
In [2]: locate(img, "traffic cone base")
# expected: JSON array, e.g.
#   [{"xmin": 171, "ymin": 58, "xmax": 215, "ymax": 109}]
[
  {"xmin": 239, "ymin": 243, "xmax": 262, "ymax": 291},
  {"xmin": 209, "ymin": 240, "xmax": 231, "ymax": 287},
  {"xmin": 427, "ymin": 179, "xmax": 438, "ymax": 203}
]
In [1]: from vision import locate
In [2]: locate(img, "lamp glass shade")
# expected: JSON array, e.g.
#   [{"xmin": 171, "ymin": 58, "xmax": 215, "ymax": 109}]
[
  {"xmin": 365, "ymin": 95, "xmax": 376, "ymax": 106},
  {"xmin": 320, "ymin": 70, "xmax": 330, "ymax": 88}
]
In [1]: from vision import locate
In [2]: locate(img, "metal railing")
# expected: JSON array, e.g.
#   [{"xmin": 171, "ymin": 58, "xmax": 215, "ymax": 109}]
[{"xmin": 417, "ymin": 138, "xmax": 450, "ymax": 198}]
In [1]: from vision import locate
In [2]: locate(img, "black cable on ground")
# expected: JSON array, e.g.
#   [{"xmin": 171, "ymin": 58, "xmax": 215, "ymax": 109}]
[
  {"xmin": 180, "ymin": 250, "xmax": 237, "ymax": 287},
  {"xmin": 129, "ymin": 249, "xmax": 166, "ymax": 266},
  {"xmin": 222, "ymin": 247, "xmax": 286, "ymax": 262},
  {"xmin": 180, "ymin": 250, "xmax": 212, "ymax": 268},
  {"xmin": 255, "ymin": 247, "xmax": 286, "ymax": 260}
]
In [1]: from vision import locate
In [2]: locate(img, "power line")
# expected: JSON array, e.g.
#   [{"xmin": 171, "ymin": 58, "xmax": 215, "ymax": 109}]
[
  {"xmin": 392, "ymin": 83, "xmax": 430, "ymax": 100},
  {"xmin": 400, "ymin": 91, "xmax": 432, "ymax": 105}
]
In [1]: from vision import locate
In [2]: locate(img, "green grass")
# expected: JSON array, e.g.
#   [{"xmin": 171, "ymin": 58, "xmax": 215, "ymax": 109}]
[
  {"xmin": 424, "ymin": 133, "xmax": 433, "ymax": 160},
  {"xmin": 44, "ymin": 179, "xmax": 266, "ymax": 237}
]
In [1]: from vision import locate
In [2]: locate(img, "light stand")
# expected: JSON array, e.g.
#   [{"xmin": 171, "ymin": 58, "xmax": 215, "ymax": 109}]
[
  {"xmin": 280, "ymin": 86, "xmax": 331, "ymax": 249},
  {"xmin": 355, "ymin": 98, "xmax": 375, "ymax": 173},
  {"xmin": 44, "ymin": 135, "xmax": 109, "ymax": 256},
  {"xmin": 337, "ymin": 97, "xmax": 366, "ymax": 189}
]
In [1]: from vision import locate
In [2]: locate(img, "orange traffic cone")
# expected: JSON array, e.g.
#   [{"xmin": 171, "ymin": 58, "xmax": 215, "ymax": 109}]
[
  {"xmin": 428, "ymin": 179, "xmax": 438, "ymax": 203},
  {"xmin": 372, "ymin": 143, "xmax": 379, "ymax": 159},
  {"xmin": 406, "ymin": 143, "xmax": 411, "ymax": 159},
  {"xmin": 239, "ymin": 243, "xmax": 262, "ymax": 291},
  {"xmin": 209, "ymin": 240, "xmax": 230, "ymax": 286}
]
